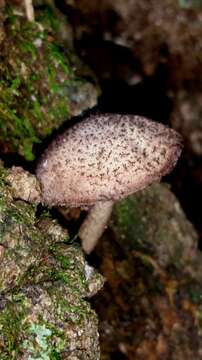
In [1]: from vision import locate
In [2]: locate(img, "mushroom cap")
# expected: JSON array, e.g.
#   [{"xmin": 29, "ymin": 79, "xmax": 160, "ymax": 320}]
[{"xmin": 36, "ymin": 114, "xmax": 182, "ymax": 207}]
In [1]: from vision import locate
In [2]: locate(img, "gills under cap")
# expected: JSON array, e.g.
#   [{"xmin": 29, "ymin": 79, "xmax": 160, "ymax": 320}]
[{"xmin": 36, "ymin": 114, "xmax": 182, "ymax": 207}]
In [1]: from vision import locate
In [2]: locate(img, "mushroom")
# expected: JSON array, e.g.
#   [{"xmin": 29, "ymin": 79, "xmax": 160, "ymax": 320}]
[{"xmin": 36, "ymin": 114, "xmax": 182, "ymax": 253}]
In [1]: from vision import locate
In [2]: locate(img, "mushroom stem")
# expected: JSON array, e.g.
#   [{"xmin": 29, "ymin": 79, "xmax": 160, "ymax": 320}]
[
  {"xmin": 79, "ymin": 201, "xmax": 114, "ymax": 254},
  {"xmin": 24, "ymin": 0, "xmax": 35, "ymax": 22}
]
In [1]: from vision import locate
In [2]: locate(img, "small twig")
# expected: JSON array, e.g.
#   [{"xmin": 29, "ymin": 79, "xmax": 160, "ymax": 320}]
[{"xmin": 24, "ymin": 0, "xmax": 35, "ymax": 22}]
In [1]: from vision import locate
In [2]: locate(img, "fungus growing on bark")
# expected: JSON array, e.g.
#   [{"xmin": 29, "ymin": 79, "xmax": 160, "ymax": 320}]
[{"xmin": 36, "ymin": 114, "xmax": 182, "ymax": 253}]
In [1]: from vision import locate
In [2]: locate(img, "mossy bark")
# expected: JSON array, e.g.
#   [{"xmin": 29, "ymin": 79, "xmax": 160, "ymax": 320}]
[
  {"xmin": 0, "ymin": 162, "xmax": 103, "ymax": 359},
  {"xmin": 92, "ymin": 184, "xmax": 202, "ymax": 359},
  {"xmin": 0, "ymin": 6, "xmax": 99, "ymax": 160}
]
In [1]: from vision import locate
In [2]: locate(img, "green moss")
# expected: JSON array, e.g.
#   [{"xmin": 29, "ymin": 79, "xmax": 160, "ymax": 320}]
[
  {"xmin": 49, "ymin": 245, "xmax": 70, "ymax": 269},
  {"xmin": 112, "ymin": 196, "xmax": 148, "ymax": 252},
  {"xmin": 47, "ymin": 269, "xmax": 70, "ymax": 284},
  {"xmin": 36, "ymin": 6, "xmax": 60, "ymax": 34},
  {"xmin": 0, "ymin": 15, "xmax": 70, "ymax": 159},
  {"xmin": 0, "ymin": 9, "xmax": 97, "ymax": 160},
  {"xmin": 51, "ymin": 292, "xmax": 89, "ymax": 325},
  {"xmin": 50, "ymin": 351, "xmax": 62, "ymax": 360},
  {"xmin": 0, "ymin": 163, "xmax": 100, "ymax": 358},
  {"xmin": 0, "ymin": 284, "xmax": 96, "ymax": 358},
  {"xmin": 111, "ymin": 184, "xmax": 199, "ymax": 273},
  {"xmin": 0, "ymin": 296, "xmax": 28, "ymax": 359},
  {"xmin": 0, "ymin": 173, "xmax": 53, "ymax": 292}
]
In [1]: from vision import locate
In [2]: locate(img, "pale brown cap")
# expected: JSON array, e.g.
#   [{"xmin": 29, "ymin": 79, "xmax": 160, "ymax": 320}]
[{"xmin": 36, "ymin": 114, "xmax": 182, "ymax": 207}]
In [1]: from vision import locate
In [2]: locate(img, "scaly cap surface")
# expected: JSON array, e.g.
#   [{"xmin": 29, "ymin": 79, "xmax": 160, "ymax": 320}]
[{"xmin": 36, "ymin": 114, "xmax": 182, "ymax": 207}]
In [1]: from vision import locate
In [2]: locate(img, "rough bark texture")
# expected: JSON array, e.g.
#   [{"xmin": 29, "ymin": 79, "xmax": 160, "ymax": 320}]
[
  {"xmin": 0, "ymin": 5, "xmax": 98, "ymax": 160},
  {"xmin": 0, "ymin": 162, "xmax": 103, "ymax": 359},
  {"xmin": 92, "ymin": 184, "xmax": 202, "ymax": 359}
]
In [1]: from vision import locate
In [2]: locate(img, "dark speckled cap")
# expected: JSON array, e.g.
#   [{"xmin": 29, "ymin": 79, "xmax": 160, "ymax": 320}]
[{"xmin": 36, "ymin": 114, "xmax": 182, "ymax": 207}]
